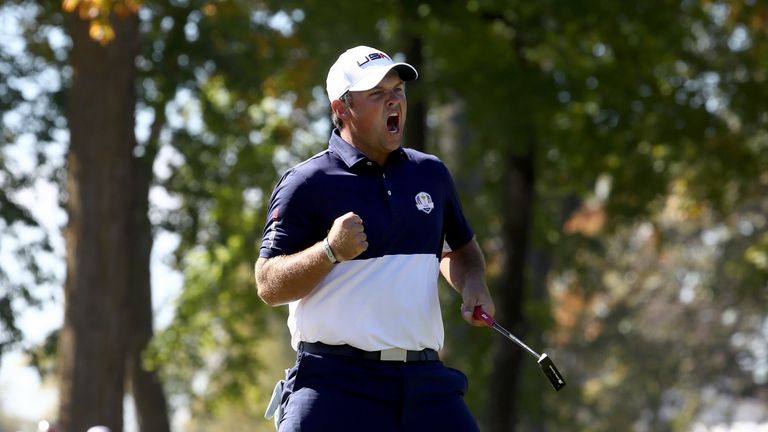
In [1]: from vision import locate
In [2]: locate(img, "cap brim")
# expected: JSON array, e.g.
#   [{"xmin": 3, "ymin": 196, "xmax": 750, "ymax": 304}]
[{"xmin": 347, "ymin": 63, "xmax": 418, "ymax": 93}]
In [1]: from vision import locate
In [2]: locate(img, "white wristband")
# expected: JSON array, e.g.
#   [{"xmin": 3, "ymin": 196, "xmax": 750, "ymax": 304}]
[{"xmin": 323, "ymin": 237, "xmax": 339, "ymax": 264}]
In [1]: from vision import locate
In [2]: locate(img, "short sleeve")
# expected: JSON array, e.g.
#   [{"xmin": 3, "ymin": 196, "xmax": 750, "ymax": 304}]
[
  {"xmin": 440, "ymin": 164, "xmax": 474, "ymax": 251},
  {"xmin": 259, "ymin": 169, "xmax": 321, "ymax": 258}
]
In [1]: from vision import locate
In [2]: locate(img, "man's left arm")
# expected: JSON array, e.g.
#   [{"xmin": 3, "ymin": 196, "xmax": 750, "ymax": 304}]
[{"xmin": 440, "ymin": 237, "xmax": 496, "ymax": 326}]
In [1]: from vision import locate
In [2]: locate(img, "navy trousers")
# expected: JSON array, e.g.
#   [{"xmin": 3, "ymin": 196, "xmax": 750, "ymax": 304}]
[{"xmin": 277, "ymin": 349, "xmax": 480, "ymax": 432}]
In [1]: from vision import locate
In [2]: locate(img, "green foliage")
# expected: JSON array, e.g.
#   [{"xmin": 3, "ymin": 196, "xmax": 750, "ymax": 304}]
[
  {"xmin": 0, "ymin": 0, "xmax": 62, "ymax": 357},
  {"xmin": 543, "ymin": 191, "xmax": 768, "ymax": 430},
  {"xmin": 135, "ymin": 0, "xmax": 319, "ymax": 418}
]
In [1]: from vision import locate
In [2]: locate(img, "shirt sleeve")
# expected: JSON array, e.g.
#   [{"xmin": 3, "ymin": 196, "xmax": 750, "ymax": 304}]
[
  {"xmin": 440, "ymin": 163, "xmax": 474, "ymax": 251},
  {"xmin": 259, "ymin": 169, "xmax": 321, "ymax": 258}
]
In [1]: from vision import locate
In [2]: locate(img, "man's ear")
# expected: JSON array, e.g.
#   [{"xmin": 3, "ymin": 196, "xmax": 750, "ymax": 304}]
[{"xmin": 331, "ymin": 99, "xmax": 348, "ymax": 117}]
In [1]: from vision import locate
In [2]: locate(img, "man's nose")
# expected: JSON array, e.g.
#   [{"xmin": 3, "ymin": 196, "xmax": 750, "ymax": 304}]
[{"xmin": 386, "ymin": 90, "xmax": 403, "ymax": 106}]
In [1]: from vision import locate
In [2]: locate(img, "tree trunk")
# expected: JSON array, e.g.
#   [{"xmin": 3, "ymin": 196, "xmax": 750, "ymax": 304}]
[
  {"xmin": 59, "ymin": 10, "xmax": 140, "ymax": 432},
  {"xmin": 403, "ymin": 34, "xmax": 426, "ymax": 152},
  {"xmin": 487, "ymin": 146, "xmax": 535, "ymax": 432},
  {"xmin": 400, "ymin": 0, "xmax": 426, "ymax": 152},
  {"xmin": 127, "ymin": 113, "xmax": 171, "ymax": 431}
]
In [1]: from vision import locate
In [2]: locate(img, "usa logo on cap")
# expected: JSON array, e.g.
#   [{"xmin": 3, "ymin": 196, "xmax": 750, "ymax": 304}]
[{"xmin": 356, "ymin": 51, "xmax": 392, "ymax": 68}]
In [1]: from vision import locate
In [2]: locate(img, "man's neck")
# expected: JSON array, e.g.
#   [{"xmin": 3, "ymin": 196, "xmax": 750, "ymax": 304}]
[{"xmin": 339, "ymin": 128, "xmax": 389, "ymax": 166}]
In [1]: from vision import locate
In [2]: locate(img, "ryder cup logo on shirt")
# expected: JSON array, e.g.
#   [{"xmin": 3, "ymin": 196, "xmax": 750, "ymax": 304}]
[{"xmin": 415, "ymin": 192, "xmax": 434, "ymax": 214}]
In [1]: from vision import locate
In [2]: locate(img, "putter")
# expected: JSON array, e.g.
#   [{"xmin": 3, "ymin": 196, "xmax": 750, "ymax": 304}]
[{"xmin": 473, "ymin": 306, "xmax": 566, "ymax": 391}]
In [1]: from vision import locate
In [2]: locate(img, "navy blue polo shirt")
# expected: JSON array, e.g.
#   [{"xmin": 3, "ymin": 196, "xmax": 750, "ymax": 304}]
[{"xmin": 260, "ymin": 130, "xmax": 473, "ymax": 352}]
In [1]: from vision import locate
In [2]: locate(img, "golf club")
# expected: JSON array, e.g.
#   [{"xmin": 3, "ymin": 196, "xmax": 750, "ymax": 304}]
[{"xmin": 473, "ymin": 306, "xmax": 566, "ymax": 391}]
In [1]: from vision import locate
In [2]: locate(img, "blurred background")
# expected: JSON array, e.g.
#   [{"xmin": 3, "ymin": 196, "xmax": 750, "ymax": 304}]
[{"xmin": 1, "ymin": 0, "xmax": 767, "ymax": 431}]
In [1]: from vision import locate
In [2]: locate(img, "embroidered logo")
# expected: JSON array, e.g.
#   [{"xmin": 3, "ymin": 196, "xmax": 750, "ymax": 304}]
[
  {"xmin": 266, "ymin": 207, "xmax": 279, "ymax": 248},
  {"xmin": 415, "ymin": 192, "xmax": 434, "ymax": 214},
  {"xmin": 356, "ymin": 51, "xmax": 392, "ymax": 68}
]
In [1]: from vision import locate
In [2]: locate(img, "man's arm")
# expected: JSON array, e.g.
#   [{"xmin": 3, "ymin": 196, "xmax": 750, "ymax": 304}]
[
  {"xmin": 256, "ymin": 211, "xmax": 368, "ymax": 306},
  {"xmin": 255, "ymin": 243, "xmax": 333, "ymax": 306},
  {"xmin": 440, "ymin": 237, "xmax": 496, "ymax": 326}
]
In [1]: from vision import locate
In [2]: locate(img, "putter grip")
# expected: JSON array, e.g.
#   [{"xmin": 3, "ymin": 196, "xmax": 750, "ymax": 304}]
[{"xmin": 472, "ymin": 305, "xmax": 495, "ymax": 326}]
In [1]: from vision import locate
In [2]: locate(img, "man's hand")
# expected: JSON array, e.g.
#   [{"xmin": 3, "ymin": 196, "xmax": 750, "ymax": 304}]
[
  {"xmin": 327, "ymin": 212, "xmax": 368, "ymax": 262},
  {"xmin": 461, "ymin": 289, "xmax": 495, "ymax": 327}
]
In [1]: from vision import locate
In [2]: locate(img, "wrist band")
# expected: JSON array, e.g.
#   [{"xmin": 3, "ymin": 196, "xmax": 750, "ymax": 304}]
[{"xmin": 323, "ymin": 237, "xmax": 340, "ymax": 264}]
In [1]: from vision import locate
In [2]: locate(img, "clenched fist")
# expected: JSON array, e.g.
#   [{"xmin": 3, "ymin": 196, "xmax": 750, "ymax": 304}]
[{"xmin": 327, "ymin": 212, "xmax": 368, "ymax": 262}]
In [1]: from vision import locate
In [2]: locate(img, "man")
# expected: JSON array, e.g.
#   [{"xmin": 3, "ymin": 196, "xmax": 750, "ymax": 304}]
[{"xmin": 255, "ymin": 45, "xmax": 495, "ymax": 431}]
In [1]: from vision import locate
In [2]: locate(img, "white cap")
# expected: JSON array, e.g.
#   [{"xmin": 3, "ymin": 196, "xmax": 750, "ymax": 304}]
[
  {"xmin": 326, "ymin": 45, "xmax": 418, "ymax": 102},
  {"xmin": 86, "ymin": 427, "xmax": 111, "ymax": 432}
]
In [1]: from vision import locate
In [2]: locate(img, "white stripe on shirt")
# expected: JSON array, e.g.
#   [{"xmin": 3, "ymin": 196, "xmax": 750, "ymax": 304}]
[{"xmin": 288, "ymin": 254, "xmax": 444, "ymax": 352}]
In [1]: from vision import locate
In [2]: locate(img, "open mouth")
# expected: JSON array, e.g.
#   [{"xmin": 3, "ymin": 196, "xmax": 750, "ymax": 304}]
[{"xmin": 386, "ymin": 113, "xmax": 400, "ymax": 133}]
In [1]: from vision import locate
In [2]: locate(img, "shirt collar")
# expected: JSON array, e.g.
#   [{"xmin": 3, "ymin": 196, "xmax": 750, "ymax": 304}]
[{"xmin": 328, "ymin": 129, "xmax": 408, "ymax": 168}]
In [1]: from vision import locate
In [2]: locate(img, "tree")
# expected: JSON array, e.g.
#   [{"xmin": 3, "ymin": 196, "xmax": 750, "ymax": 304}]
[
  {"xmin": 3, "ymin": 0, "xmax": 305, "ymax": 428},
  {"xmin": 58, "ymin": 0, "xmax": 304, "ymax": 428},
  {"xmin": 57, "ymin": 2, "xmax": 153, "ymax": 430}
]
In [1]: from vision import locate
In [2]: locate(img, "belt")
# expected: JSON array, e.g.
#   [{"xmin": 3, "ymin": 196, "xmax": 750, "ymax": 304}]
[{"xmin": 299, "ymin": 342, "xmax": 439, "ymax": 362}]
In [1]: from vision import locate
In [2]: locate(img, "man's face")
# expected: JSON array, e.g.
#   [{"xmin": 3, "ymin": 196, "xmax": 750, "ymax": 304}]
[{"xmin": 338, "ymin": 70, "xmax": 407, "ymax": 165}]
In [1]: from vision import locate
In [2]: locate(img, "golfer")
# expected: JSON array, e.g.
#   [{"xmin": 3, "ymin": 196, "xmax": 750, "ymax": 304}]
[{"xmin": 255, "ymin": 45, "xmax": 495, "ymax": 431}]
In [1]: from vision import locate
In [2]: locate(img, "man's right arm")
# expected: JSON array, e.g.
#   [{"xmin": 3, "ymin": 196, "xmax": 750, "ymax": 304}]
[
  {"xmin": 255, "ymin": 243, "xmax": 335, "ymax": 306},
  {"xmin": 255, "ymin": 211, "xmax": 368, "ymax": 306}
]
